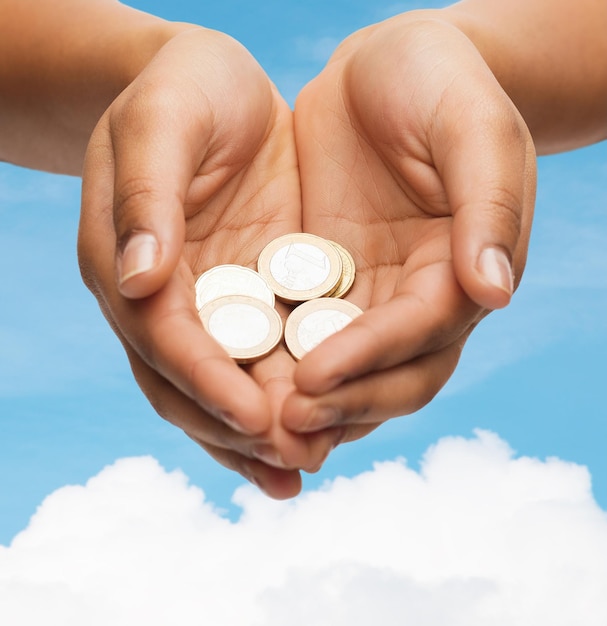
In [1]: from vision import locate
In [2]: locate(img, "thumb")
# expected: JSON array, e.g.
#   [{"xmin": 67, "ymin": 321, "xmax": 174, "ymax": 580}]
[
  {"xmin": 440, "ymin": 98, "xmax": 537, "ymax": 311},
  {"xmin": 109, "ymin": 89, "xmax": 210, "ymax": 300}
]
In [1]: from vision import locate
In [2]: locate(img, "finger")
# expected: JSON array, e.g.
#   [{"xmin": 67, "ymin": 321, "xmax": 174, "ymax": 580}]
[
  {"xmin": 283, "ymin": 339, "xmax": 464, "ymax": 433},
  {"xmin": 103, "ymin": 29, "xmax": 277, "ymax": 300},
  {"xmin": 442, "ymin": 109, "xmax": 536, "ymax": 309},
  {"xmin": 432, "ymin": 60, "xmax": 537, "ymax": 310},
  {"xmin": 246, "ymin": 345, "xmax": 346, "ymax": 471},
  {"xmin": 189, "ymin": 436, "xmax": 304, "ymax": 500},
  {"xmin": 91, "ymin": 253, "xmax": 273, "ymax": 434},
  {"xmin": 247, "ymin": 427, "xmax": 345, "ymax": 474},
  {"xmin": 176, "ymin": 345, "xmax": 304, "ymax": 500},
  {"xmin": 126, "ymin": 347, "xmax": 274, "ymax": 451},
  {"xmin": 293, "ymin": 260, "xmax": 480, "ymax": 396},
  {"xmin": 341, "ymin": 21, "xmax": 536, "ymax": 310},
  {"xmin": 80, "ymin": 142, "xmax": 274, "ymax": 436},
  {"xmin": 107, "ymin": 83, "xmax": 212, "ymax": 299},
  {"xmin": 130, "ymin": 337, "xmax": 339, "ymax": 485},
  {"xmin": 80, "ymin": 104, "xmax": 191, "ymax": 301}
]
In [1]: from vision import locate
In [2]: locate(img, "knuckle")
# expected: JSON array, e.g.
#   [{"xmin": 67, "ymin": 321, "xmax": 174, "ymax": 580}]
[
  {"xmin": 77, "ymin": 251, "xmax": 101, "ymax": 295},
  {"xmin": 485, "ymin": 185, "xmax": 524, "ymax": 245},
  {"xmin": 76, "ymin": 230, "xmax": 113, "ymax": 303},
  {"xmin": 129, "ymin": 363, "xmax": 173, "ymax": 422},
  {"xmin": 113, "ymin": 176, "xmax": 163, "ymax": 237},
  {"xmin": 110, "ymin": 81, "xmax": 177, "ymax": 133}
]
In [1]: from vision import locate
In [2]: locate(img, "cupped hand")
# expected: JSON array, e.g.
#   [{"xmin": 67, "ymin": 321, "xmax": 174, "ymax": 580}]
[
  {"xmin": 78, "ymin": 28, "xmax": 339, "ymax": 498},
  {"xmin": 78, "ymin": 16, "xmax": 538, "ymax": 492},
  {"xmin": 283, "ymin": 13, "xmax": 536, "ymax": 441}
]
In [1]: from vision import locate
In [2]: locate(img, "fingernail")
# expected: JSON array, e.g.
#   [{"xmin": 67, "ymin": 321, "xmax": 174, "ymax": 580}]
[
  {"xmin": 219, "ymin": 411, "xmax": 256, "ymax": 436},
  {"xmin": 478, "ymin": 247, "xmax": 513, "ymax": 296},
  {"xmin": 244, "ymin": 469, "xmax": 270, "ymax": 496},
  {"xmin": 303, "ymin": 406, "xmax": 341, "ymax": 432},
  {"xmin": 118, "ymin": 232, "xmax": 158, "ymax": 285},
  {"xmin": 331, "ymin": 426, "xmax": 346, "ymax": 449},
  {"xmin": 252, "ymin": 444, "xmax": 286, "ymax": 468},
  {"xmin": 306, "ymin": 428, "xmax": 346, "ymax": 474},
  {"xmin": 324, "ymin": 374, "xmax": 346, "ymax": 392}
]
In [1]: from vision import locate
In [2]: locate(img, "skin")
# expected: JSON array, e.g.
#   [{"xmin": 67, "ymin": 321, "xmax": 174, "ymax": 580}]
[
  {"xmin": 0, "ymin": 0, "xmax": 171, "ymax": 173},
  {"xmin": 447, "ymin": 0, "xmax": 607, "ymax": 154},
  {"xmin": 1, "ymin": 1, "xmax": 316, "ymax": 496},
  {"xmin": 1, "ymin": 0, "xmax": 605, "ymax": 497},
  {"xmin": 284, "ymin": 15, "xmax": 536, "ymax": 441},
  {"xmin": 282, "ymin": 0, "xmax": 607, "ymax": 440},
  {"xmin": 78, "ymin": 28, "xmax": 343, "ymax": 497}
]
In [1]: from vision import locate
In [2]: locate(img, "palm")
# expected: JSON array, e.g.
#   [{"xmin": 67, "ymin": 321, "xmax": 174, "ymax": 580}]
[
  {"xmin": 294, "ymin": 68, "xmax": 473, "ymax": 436},
  {"xmin": 182, "ymin": 88, "xmax": 300, "ymax": 387},
  {"xmin": 80, "ymin": 23, "xmax": 534, "ymax": 492},
  {"xmin": 176, "ymin": 88, "xmax": 307, "ymax": 453}
]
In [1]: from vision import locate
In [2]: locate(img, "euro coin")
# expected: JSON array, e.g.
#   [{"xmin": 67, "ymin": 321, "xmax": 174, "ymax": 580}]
[
  {"xmin": 326, "ymin": 240, "xmax": 356, "ymax": 298},
  {"xmin": 195, "ymin": 264, "xmax": 275, "ymax": 311},
  {"xmin": 257, "ymin": 233, "xmax": 342, "ymax": 303},
  {"xmin": 284, "ymin": 297, "xmax": 363, "ymax": 360},
  {"xmin": 198, "ymin": 295, "xmax": 283, "ymax": 364}
]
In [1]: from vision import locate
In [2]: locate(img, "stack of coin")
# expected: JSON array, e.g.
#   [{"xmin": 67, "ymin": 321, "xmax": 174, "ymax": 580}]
[
  {"xmin": 257, "ymin": 233, "xmax": 344, "ymax": 303},
  {"xmin": 326, "ymin": 240, "xmax": 356, "ymax": 299},
  {"xmin": 283, "ymin": 297, "xmax": 363, "ymax": 361},
  {"xmin": 257, "ymin": 233, "xmax": 362, "ymax": 360},
  {"xmin": 195, "ymin": 265, "xmax": 282, "ymax": 364},
  {"xmin": 195, "ymin": 264, "xmax": 275, "ymax": 310},
  {"xmin": 195, "ymin": 234, "xmax": 362, "ymax": 363}
]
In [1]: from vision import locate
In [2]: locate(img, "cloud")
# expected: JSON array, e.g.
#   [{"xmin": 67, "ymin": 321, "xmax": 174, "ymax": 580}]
[{"xmin": 1, "ymin": 430, "xmax": 606, "ymax": 625}]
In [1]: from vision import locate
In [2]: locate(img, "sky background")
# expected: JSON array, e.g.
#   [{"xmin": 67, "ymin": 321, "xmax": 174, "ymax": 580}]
[{"xmin": 1, "ymin": 0, "xmax": 606, "ymax": 622}]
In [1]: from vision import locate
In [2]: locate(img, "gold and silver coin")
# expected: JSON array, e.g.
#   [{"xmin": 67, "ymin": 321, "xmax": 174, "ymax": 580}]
[
  {"xmin": 195, "ymin": 264, "xmax": 275, "ymax": 311},
  {"xmin": 257, "ymin": 233, "xmax": 343, "ymax": 303},
  {"xmin": 284, "ymin": 297, "xmax": 363, "ymax": 360},
  {"xmin": 326, "ymin": 240, "xmax": 356, "ymax": 299},
  {"xmin": 198, "ymin": 295, "xmax": 283, "ymax": 364}
]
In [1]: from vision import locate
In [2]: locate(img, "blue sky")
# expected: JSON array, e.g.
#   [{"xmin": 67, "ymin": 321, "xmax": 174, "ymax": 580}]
[{"xmin": 0, "ymin": 1, "xmax": 606, "ymax": 620}]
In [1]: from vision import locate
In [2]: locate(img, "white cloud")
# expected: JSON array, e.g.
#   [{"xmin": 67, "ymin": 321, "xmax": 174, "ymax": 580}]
[{"xmin": 1, "ymin": 430, "xmax": 606, "ymax": 625}]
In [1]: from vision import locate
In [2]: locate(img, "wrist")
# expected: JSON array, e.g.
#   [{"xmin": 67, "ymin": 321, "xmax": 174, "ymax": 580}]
[
  {"xmin": 0, "ymin": 1, "xmax": 200, "ymax": 173},
  {"xmin": 436, "ymin": 1, "xmax": 607, "ymax": 153},
  {"xmin": 116, "ymin": 19, "xmax": 201, "ymax": 91}
]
